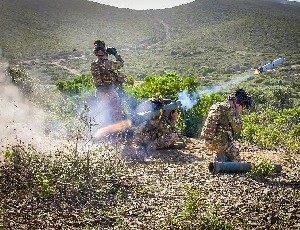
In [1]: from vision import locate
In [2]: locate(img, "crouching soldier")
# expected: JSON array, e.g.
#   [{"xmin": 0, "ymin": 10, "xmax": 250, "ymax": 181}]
[
  {"xmin": 90, "ymin": 40, "xmax": 126, "ymax": 124},
  {"xmin": 201, "ymin": 89, "xmax": 252, "ymax": 162},
  {"xmin": 134, "ymin": 98, "xmax": 186, "ymax": 151}
]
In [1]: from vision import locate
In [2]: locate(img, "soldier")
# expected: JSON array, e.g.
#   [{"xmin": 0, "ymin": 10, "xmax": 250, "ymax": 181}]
[
  {"xmin": 133, "ymin": 98, "xmax": 186, "ymax": 151},
  {"xmin": 201, "ymin": 89, "xmax": 252, "ymax": 162},
  {"xmin": 90, "ymin": 40, "xmax": 126, "ymax": 125}
]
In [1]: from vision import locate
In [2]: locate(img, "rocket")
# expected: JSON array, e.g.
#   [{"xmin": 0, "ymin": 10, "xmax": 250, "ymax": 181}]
[{"xmin": 255, "ymin": 57, "xmax": 285, "ymax": 74}]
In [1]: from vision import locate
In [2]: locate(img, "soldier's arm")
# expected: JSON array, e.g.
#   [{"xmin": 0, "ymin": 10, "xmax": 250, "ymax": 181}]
[
  {"xmin": 111, "ymin": 55, "xmax": 124, "ymax": 70},
  {"xmin": 115, "ymin": 54, "xmax": 124, "ymax": 66},
  {"xmin": 226, "ymin": 107, "xmax": 242, "ymax": 135},
  {"xmin": 107, "ymin": 47, "xmax": 124, "ymax": 68}
]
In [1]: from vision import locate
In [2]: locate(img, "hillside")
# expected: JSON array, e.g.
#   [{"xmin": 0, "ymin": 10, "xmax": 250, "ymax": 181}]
[
  {"xmin": 0, "ymin": 0, "xmax": 300, "ymax": 79},
  {"xmin": 0, "ymin": 1, "xmax": 299, "ymax": 229}
]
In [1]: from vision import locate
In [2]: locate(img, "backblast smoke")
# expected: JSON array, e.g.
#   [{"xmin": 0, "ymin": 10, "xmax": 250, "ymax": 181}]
[{"xmin": 0, "ymin": 59, "xmax": 48, "ymax": 149}]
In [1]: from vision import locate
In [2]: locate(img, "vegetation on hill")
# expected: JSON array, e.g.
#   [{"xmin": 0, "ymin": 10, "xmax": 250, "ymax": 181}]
[
  {"xmin": 1, "ymin": 0, "xmax": 300, "ymax": 79},
  {"xmin": 0, "ymin": 1, "xmax": 300, "ymax": 229}
]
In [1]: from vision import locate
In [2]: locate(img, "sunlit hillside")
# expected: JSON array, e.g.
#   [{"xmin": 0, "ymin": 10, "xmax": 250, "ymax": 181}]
[{"xmin": 0, "ymin": 0, "xmax": 299, "ymax": 79}]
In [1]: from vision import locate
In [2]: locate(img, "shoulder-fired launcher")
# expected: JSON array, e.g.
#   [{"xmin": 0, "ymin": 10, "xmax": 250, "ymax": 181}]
[{"xmin": 132, "ymin": 100, "xmax": 182, "ymax": 126}]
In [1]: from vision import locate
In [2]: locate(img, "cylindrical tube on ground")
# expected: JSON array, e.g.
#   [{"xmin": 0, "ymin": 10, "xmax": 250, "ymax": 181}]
[{"xmin": 209, "ymin": 162, "xmax": 282, "ymax": 174}]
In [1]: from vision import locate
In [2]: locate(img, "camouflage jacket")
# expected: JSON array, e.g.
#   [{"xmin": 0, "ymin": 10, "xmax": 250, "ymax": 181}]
[
  {"xmin": 134, "ymin": 116, "xmax": 177, "ymax": 142},
  {"xmin": 90, "ymin": 58, "xmax": 125, "ymax": 87},
  {"xmin": 201, "ymin": 101, "xmax": 242, "ymax": 144}
]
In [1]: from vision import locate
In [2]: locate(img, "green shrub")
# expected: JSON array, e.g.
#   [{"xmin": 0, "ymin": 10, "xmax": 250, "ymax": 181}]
[
  {"xmin": 242, "ymin": 108, "xmax": 300, "ymax": 153},
  {"xmin": 246, "ymin": 158, "xmax": 276, "ymax": 178},
  {"xmin": 123, "ymin": 71, "xmax": 199, "ymax": 100},
  {"xmin": 56, "ymin": 73, "xmax": 96, "ymax": 95}
]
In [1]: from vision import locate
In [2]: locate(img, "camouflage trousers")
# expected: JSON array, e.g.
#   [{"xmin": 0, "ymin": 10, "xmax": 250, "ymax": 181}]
[
  {"xmin": 135, "ymin": 132, "xmax": 184, "ymax": 151},
  {"xmin": 204, "ymin": 140, "xmax": 241, "ymax": 162}
]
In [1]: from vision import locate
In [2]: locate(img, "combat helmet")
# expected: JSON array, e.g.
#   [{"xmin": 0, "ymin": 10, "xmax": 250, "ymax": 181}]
[
  {"xmin": 93, "ymin": 40, "xmax": 107, "ymax": 56},
  {"xmin": 232, "ymin": 89, "xmax": 252, "ymax": 109}
]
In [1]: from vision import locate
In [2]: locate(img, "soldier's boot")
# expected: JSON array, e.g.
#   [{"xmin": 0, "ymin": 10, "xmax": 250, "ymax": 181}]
[
  {"xmin": 214, "ymin": 153, "xmax": 229, "ymax": 162},
  {"xmin": 170, "ymin": 141, "xmax": 186, "ymax": 149},
  {"xmin": 224, "ymin": 144, "xmax": 241, "ymax": 162}
]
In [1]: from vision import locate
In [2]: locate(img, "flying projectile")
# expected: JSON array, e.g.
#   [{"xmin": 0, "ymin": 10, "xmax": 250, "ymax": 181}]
[{"xmin": 255, "ymin": 57, "xmax": 285, "ymax": 74}]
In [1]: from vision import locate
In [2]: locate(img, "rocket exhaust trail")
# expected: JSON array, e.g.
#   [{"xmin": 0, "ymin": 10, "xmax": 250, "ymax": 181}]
[
  {"xmin": 179, "ymin": 71, "xmax": 255, "ymax": 109},
  {"xmin": 200, "ymin": 72, "xmax": 254, "ymax": 96}
]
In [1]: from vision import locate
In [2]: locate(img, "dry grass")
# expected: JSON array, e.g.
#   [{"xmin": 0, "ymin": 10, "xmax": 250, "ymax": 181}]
[{"xmin": 0, "ymin": 138, "xmax": 299, "ymax": 229}]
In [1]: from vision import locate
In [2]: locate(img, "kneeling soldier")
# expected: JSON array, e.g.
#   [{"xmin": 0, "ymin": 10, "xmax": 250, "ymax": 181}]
[{"xmin": 201, "ymin": 89, "xmax": 252, "ymax": 162}]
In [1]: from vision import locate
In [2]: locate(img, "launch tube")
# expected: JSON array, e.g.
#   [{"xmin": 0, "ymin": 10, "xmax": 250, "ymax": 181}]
[
  {"xmin": 209, "ymin": 162, "xmax": 282, "ymax": 174},
  {"xmin": 133, "ymin": 100, "xmax": 182, "ymax": 125}
]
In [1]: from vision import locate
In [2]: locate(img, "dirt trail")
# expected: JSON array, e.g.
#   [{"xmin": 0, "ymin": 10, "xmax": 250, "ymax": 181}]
[
  {"xmin": 51, "ymin": 59, "xmax": 81, "ymax": 75},
  {"xmin": 133, "ymin": 14, "xmax": 171, "ymax": 50}
]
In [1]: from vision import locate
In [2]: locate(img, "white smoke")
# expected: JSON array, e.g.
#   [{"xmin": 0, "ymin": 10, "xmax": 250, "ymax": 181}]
[
  {"xmin": 199, "ymin": 72, "xmax": 254, "ymax": 96},
  {"xmin": 178, "ymin": 72, "xmax": 254, "ymax": 108},
  {"xmin": 178, "ymin": 90, "xmax": 198, "ymax": 109},
  {"xmin": 0, "ymin": 57, "xmax": 58, "ymax": 150}
]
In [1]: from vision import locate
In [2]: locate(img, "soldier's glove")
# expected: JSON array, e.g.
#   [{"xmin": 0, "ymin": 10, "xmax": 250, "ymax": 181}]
[{"xmin": 106, "ymin": 47, "xmax": 118, "ymax": 56}]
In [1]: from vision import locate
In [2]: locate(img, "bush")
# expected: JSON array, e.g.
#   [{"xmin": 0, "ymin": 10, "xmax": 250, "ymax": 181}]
[
  {"xmin": 124, "ymin": 71, "xmax": 200, "ymax": 100},
  {"xmin": 246, "ymin": 157, "xmax": 276, "ymax": 179},
  {"xmin": 242, "ymin": 108, "xmax": 300, "ymax": 153},
  {"xmin": 56, "ymin": 73, "xmax": 96, "ymax": 95},
  {"xmin": 123, "ymin": 72, "xmax": 225, "ymax": 137}
]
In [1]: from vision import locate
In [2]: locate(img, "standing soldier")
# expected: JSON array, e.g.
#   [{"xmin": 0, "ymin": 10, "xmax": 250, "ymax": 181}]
[
  {"xmin": 201, "ymin": 89, "xmax": 252, "ymax": 162},
  {"xmin": 90, "ymin": 40, "xmax": 126, "ymax": 125}
]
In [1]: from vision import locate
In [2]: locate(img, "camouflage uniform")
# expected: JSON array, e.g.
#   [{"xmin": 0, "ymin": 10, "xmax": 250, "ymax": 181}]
[
  {"xmin": 90, "ymin": 56, "xmax": 125, "ymax": 123},
  {"xmin": 201, "ymin": 101, "xmax": 242, "ymax": 162},
  {"xmin": 134, "ymin": 116, "xmax": 183, "ymax": 151}
]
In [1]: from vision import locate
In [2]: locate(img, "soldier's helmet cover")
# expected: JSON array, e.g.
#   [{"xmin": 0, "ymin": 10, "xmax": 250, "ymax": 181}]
[
  {"xmin": 93, "ymin": 40, "xmax": 107, "ymax": 56},
  {"xmin": 232, "ymin": 89, "xmax": 252, "ymax": 109}
]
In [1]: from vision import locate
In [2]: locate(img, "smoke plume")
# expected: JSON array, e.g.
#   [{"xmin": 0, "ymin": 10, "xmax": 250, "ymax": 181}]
[
  {"xmin": 178, "ymin": 72, "xmax": 254, "ymax": 108},
  {"xmin": 0, "ymin": 58, "xmax": 50, "ymax": 150}
]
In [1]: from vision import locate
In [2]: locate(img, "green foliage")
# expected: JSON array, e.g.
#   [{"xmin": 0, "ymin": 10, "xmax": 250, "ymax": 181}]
[
  {"xmin": 247, "ymin": 86, "xmax": 296, "ymax": 112},
  {"xmin": 182, "ymin": 185, "xmax": 203, "ymax": 220},
  {"xmin": 242, "ymin": 108, "xmax": 300, "ymax": 153},
  {"xmin": 124, "ymin": 72, "xmax": 224, "ymax": 137},
  {"xmin": 200, "ymin": 213, "xmax": 236, "ymax": 230},
  {"xmin": 52, "ymin": 74, "xmax": 98, "ymax": 137},
  {"xmin": 124, "ymin": 72, "xmax": 199, "ymax": 100},
  {"xmin": 125, "ymin": 75, "xmax": 136, "ymax": 86},
  {"xmin": 181, "ymin": 93, "xmax": 225, "ymax": 137},
  {"xmin": 246, "ymin": 158, "xmax": 276, "ymax": 178},
  {"xmin": 56, "ymin": 73, "xmax": 96, "ymax": 95},
  {"xmin": 37, "ymin": 174, "xmax": 55, "ymax": 197}
]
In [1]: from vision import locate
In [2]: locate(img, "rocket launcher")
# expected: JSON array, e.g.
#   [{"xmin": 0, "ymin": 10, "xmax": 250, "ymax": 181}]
[
  {"xmin": 132, "ymin": 100, "xmax": 182, "ymax": 126},
  {"xmin": 94, "ymin": 99, "xmax": 182, "ymax": 138},
  {"xmin": 209, "ymin": 162, "xmax": 282, "ymax": 174}
]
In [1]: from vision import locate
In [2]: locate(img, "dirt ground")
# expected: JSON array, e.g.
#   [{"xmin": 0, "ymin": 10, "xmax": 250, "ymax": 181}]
[{"xmin": 0, "ymin": 137, "xmax": 299, "ymax": 229}]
